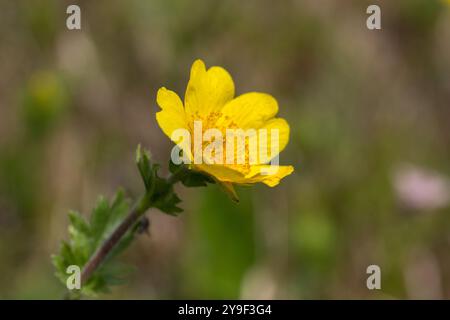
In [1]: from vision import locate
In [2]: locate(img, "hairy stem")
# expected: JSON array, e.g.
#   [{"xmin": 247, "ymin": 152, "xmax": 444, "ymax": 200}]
[
  {"xmin": 80, "ymin": 167, "xmax": 187, "ymax": 286},
  {"xmin": 80, "ymin": 198, "xmax": 146, "ymax": 284}
]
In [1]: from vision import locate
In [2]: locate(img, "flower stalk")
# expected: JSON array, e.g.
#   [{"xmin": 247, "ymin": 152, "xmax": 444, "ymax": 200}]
[
  {"xmin": 80, "ymin": 161, "xmax": 190, "ymax": 285},
  {"xmin": 80, "ymin": 199, "xmax": 145, "ymax": 285}
]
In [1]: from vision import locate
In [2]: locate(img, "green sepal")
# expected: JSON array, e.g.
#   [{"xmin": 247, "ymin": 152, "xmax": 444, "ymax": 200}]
[
  {"xmin": 136, "ymin": 145, "xmax": 183, "ymax": 215},
  {"xmin": 169, "ymin": 160, "xmax": 215, "ymax": 187}
]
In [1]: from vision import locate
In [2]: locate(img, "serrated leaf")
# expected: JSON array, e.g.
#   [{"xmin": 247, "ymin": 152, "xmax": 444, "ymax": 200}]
[
  {"xmin": 149, "ymin": 169, "xmax": 183, "ymax": 215},
  {"xmin": 154, "ymin": 188, "xmax": 183, "ymax": 215},
  {"xmin": 68, "ymin": 211, "xmax": 90, "ymax": 236},
  {"xmin": 90, "ymin": 196, "xmax": 110, "ymax": 246},
  {"xmin": 52, "ymin": 190, "xmax": 138, "ymax": 297}
]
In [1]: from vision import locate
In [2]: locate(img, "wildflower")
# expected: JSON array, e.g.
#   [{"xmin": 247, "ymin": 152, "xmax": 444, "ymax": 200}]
[
  {"xmin": 156, "ymin": 59, "xmax": 293, "ymax": 200},
  {"xmin": 393, "ymin": 164, "xmax": 450, "ymax": 211}
]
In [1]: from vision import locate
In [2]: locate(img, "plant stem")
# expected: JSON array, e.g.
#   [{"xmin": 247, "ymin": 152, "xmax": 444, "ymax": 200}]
[
  {"xmin": 80, "ymin": 167, "xmax": 187, "ymax": 285},
  {"xmin": 80, "ymin": 198, "xmax": 146, "ymax": 285}
]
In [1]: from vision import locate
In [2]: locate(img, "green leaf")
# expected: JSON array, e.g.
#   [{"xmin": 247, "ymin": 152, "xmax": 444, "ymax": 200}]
[
  {"xmin": 136, "ymin": 148, "xmax": 184, "ymax": 215},
  {"xmin": 182, "ymin": 171, "xmax": 215, "ymax": 187},
  {"xmin": 68, "ymin": 211, "xmax": 90, "ymax": 236},
  {"xmin": 153, "ymin": 186, "xmax": 183, "ymax": 215},
  {"xmin": 169, "ymin": 159, "xmax": 215, "ymax": 188},
  {"xmin": 168, "ymin": 158, "xmax": 182, "ymax": 174},
  {"xmin": 136, "ymin": 144, "xmax": 156, "ymax": 193},
  {"xmin": 52, "ymin": 190, "xmax": 138, "ymax": 297},
  {"xmin": 90, "ymin": 196, "xmax": 110, "ymax": 247}
]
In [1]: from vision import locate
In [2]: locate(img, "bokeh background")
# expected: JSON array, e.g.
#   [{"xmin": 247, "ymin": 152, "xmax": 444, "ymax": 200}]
[{"xmin": 1, "ymin": 0, "xmax": 450, "ymax": 299}]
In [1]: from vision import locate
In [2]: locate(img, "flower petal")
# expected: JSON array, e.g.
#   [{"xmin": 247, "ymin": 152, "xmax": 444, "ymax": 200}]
[
  {"xmin": 156, "ymin": 87, "xmax": 187, "ymax": 142},
  {"xmin": 193, "ymin": 163, "xmax": 245, "ymax": 182},
  {"xmin": 217, "ymin": 92, "xmax": 279, "ymax": 129},
  {"xmin": 195, "ymin": 163, "xmax": 293, "ymax": 188},
  {"xmin": 192, "ymin": 164, "xmax": 241, "ymax": 201},
  {"xmin": 256, "ymin": 117, "xmax": 290, "ymax": 164},
  {"xmin": 185, "ymin": 59, "xmax": 235, "ymax": 119},
  {"xmin": 243, "ymin": 165, "xmax": 294, "ymax": 187}
]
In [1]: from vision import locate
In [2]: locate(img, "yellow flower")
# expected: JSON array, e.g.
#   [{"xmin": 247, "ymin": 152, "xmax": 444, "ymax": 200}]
[{"xmin": 156, "ymin": 59, "xmax": 294, "ymax": 201}]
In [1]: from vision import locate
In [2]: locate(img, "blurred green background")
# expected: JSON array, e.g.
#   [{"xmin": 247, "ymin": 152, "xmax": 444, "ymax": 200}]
[{"xmin": 0, "ymin": 0, "xmax": 450, "ymax": 299}]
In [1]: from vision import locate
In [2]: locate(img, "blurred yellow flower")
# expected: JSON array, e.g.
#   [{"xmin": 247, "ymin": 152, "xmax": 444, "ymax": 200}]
[{"xmin": 156, "ymin": 59, "xmax": 293, "ymax": 200}]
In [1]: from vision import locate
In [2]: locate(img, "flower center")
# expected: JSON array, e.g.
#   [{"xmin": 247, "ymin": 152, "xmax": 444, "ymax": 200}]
[{"xmin": 188, "ymin": 111, "xmax": 252, "ymax": 174}]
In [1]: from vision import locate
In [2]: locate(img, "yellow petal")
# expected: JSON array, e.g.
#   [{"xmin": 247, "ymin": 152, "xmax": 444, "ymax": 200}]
[
  {"xmin": 193, "ymin": 163, "xmax": 246, "ymax": 182},
  {"xmin": 217, "ymin": 92, "xmax": 279, "ymax": 129},
  {"xmin": 256, "ymin": 117, "xmax": 290, "ymax": 164},
  {"xmin": 194, "ymin": 162, "xmax": 293, "ymax": 188},
  {"xmin": 156, "ymin": 87, "xmax": 187, "ymax": 142},
  {"xmin": 192, "ymin": 164, "xmax": 241, "ymax": 202},
  {"xmin": 185, "ymin": 59, "xmax": 235, "ymax": 119},
  {"xmin": 243, "ymin": 165, "xmax": 294, "ymax": 187}
]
